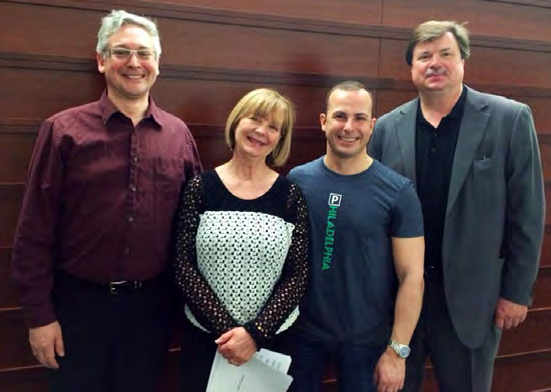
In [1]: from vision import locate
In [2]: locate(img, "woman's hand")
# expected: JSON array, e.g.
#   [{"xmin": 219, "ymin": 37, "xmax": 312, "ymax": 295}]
[{"xmin": 215, "ymin": 327, "xmax": 257, "ymax": 366}]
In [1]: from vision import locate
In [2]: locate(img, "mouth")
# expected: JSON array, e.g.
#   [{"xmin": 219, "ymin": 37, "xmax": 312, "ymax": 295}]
[
  {"xmin": 247, "ymin": 136, "xmax": 266, "ymax": 146},
  {"xmin": 338, "ymin": 135, "xmax": 359, "ymax": 143},
  {"xmin": 124, "ymin": 74, "xmax": 145, "ymax": 80}
]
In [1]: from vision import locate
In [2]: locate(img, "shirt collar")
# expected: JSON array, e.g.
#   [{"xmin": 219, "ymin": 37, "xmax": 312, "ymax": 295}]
[
  {"xmin": 99, "ymin": 91, "xmax": 164, "ymax": 129},
  {"xmin": 416, "ymin": 85, "xmax": 468, "ymax": 125}
]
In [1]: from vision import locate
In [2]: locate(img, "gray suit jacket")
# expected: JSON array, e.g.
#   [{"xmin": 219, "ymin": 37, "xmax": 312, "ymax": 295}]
[{"xmin": 368, "ymin": 86, "xmax": 545, "ymax": 348}]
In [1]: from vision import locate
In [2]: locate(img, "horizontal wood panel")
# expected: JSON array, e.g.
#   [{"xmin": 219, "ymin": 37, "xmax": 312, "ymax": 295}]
[
  {"xmin": 540, "ymin": 144, "xmax": 551, "ymax": 183},
  {"xmin": 499, "ymin": 308, "xmax": 551, "ymax": 355},
  {"xmin": 0, "ymin": 366, "xmax": 48, "ymax": 392},
  {"xmin": 533, "ymin": 266, "xmax": 551, "ymax": 309},
  {"xmin": 379, "ymin": 38, "xmax": 551, "ymax": 89},
  {"xmin": 148, "ymin": 0, "xmax": 383, "ymax": 25},
  {"xmin": 516, "ymin": 97, "xmax": 551, "ymax": 135},
  {"xmin": 0, "ymin": 309, "xmax": 32, "ymax": 369},
  {"xmin": 540, "ymin": 231, "xmax": 551, "ymax": 267},
  {"xmin": 0, "ymin": 248, "xmax": 19, "ymax": 309},
  {"xmin": 0, "ymin": 2, "xmax": 382, "ymax": 77},
  {"xmin": 0, "ymin": 185, "xmax": 23, "ymax": 248},
  {"xmin": 0, "ymin": 133, "xmax": 35, "ymax": 183},
  {"xmin": 160, "ymin": 21, "xmax": 381, "ymax": 77},
  {"xmin": 382, "ymin": 0, "xmax": 551, "ymax": 42},
  {"xmin": 420, "ymin": 350, "xmax": 551, "ymax": 392}
]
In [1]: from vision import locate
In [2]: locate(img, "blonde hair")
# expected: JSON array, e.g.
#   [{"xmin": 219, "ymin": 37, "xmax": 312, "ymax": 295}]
[{"xmin": 225, "ymin": 88, "xmax": 295, "ymax": 167}]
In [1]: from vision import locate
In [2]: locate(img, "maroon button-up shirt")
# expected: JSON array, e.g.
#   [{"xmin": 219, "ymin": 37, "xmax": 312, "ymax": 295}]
[{"xmin": 12, "ymin": 92, "xmax": 202, "ymax": 327}]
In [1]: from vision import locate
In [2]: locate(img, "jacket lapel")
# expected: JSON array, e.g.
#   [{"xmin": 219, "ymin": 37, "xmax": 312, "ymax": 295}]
[
  {"xmin": 396, "ymin": 99, "xmax": 418, "ymax": 186},
  {"xmin": 446, "ymin": 87, "xmax": 489, "ymax": 215}
]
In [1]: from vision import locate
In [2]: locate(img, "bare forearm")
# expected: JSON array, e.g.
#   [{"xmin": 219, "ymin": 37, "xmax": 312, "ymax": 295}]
[{"xmin": 391, "ymin": 274, "xmax": 424, "ymax": 343}]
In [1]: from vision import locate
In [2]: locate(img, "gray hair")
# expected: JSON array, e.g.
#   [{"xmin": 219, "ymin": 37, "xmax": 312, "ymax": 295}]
[
  {"xmin": 96, "ymin": 10, "xmax": 161, "ymax": 59},
  {"xmin": 405, "ymin": 20, "xmax": 470, "ymax": 66}
]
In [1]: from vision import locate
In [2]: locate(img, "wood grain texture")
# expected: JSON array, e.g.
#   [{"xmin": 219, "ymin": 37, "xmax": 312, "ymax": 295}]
[
  {"xmin": 382, "ymin": 0, "xmax": 551, "ymax": 41},
  {"xmin": 0, "ymin": 185, "xmax": 24, "ymax": 248},
  {"xmin": 0, "ymin": 0, "xmax": 550, "ymax": 390}
]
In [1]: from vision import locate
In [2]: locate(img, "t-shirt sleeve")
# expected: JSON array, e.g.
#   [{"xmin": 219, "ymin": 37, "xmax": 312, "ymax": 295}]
[{"xmin": 390, "ymin": 182, "xmax": 424, "ymax": 238}]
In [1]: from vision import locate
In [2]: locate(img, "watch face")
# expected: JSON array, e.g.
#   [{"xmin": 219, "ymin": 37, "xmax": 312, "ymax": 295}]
[{"xmin": 399, "ymin": 346, "xmax": 411, "ymax": 358}]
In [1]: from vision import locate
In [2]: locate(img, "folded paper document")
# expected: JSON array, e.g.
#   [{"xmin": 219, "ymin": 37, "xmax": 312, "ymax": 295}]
[{"xmin": 206, "ymin": 348, "xmax": 293, "ymax": 392}]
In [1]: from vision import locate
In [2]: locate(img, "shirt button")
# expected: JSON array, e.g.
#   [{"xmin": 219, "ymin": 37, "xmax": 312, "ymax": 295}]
[
  {"xmin": 123, "ymin": 248, "xmax": 130, "ymax": 255},
  {"xmin": 129, "ymin": 185, "xmax": 137, "ymax": 193},
  {"xmin": 430, "ymin": 147, "xmax": 436, "ymax": 154},
  {"xmin": 128, "ymin": 216, "xmax": 134, "ymax": 223},
  {"xmin": 132, "ymin": 156, "xmax": 138, "ymax": 163}
]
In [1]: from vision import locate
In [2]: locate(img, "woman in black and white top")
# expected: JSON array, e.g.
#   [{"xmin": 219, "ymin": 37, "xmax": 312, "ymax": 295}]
[{"xmin": 172, "ymin": 88, "xmax": 310, "ymax": 392}]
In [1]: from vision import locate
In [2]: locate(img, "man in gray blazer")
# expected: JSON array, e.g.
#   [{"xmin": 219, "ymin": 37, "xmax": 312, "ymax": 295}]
[{"xmin": 368, "ymin": 20, "xmax": 545, "ymax": 392}]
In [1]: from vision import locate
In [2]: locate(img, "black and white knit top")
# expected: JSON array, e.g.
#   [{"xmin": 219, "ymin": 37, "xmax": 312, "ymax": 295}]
[{"xmin": 173, "ymin": 170, "xmax": 310, "ymax": 345}]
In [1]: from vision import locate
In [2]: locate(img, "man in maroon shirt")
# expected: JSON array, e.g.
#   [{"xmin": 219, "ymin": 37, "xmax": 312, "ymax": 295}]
[{"xmin": 11, "ymin": 9, "xmax": 202, "ymax": 392}]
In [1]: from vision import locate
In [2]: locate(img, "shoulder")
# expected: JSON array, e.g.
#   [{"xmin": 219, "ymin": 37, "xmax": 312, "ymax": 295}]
[
  {"xmin": 376, "ymin": 98, "xmax": 417, "ymax": 126},
  {"xmin": 288, "ymin": 157, "xmax": 323, "ymax": 181},
  {"xmin": 370, "ymin": 161, "xmax": 414, "ymax": 192},
  {"xmin": 466, "ymin": 86, "xmax": 528, "ymax": 113},
  {"xmin": 47, "ymin": 101, "xmax": 101, "ymax": 127}
]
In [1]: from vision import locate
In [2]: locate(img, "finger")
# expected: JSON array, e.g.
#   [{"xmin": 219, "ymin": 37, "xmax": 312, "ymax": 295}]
[
  {"xmin": 55, "ymin": 335, "xmax": 65, "ymax": 358},
  {"xmin": 43, "ymin": 345, "xmax": 59, "ymax": 369},
  {"xmin": 494, "ymin": 316, "xmax": 504, "ymax": 329},
  {"xmin": 215, "ymin": 330, "xmax": 233, "ymax": 345}
]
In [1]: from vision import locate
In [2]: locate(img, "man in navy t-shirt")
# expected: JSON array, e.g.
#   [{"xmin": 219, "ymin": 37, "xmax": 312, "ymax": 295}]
[{"xmin": 287, "ymin": 81, "xmax": 424, "ymax": 392}]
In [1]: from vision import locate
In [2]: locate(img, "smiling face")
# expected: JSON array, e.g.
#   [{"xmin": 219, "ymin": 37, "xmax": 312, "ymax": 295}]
[
  {"xmin": 96, "ymin": 24, "xmax": 159, "ymax": 106},
  {"xmin": 232, "ymin": 112, "xmax": 283, "ymax": 163},
  {"xmin": 321, "ymin": 88, "xmax": 375, "ymax": 161},
  {"xmin": 410, "ymin": 31, "xmax": 465, "ymax": 95}
]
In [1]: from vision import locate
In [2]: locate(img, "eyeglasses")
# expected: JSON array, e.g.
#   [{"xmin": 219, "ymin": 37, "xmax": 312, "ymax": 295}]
[{"xmin": 107, "ymin": 48, "xmax": 156, "ymax": 61}]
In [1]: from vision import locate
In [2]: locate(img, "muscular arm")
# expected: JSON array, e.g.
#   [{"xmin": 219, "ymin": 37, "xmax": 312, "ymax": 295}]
[{"xmin": 374, "ymin": 236, "xmax": 424, "ymax": 392}]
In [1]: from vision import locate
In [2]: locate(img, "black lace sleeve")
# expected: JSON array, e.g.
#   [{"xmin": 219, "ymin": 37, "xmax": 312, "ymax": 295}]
[
  {"xmin": 172, "ymin": 175, "xmax": 239, "ymax": 335},
  {"xmin": 244, "ymin": 183, "xmax": 310, "ymax": 345}
]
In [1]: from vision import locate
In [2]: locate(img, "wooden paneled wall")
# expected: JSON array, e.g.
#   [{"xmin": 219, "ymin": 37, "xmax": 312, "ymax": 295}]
[{"xmin": 1, "ymin": 0, "xmax": 550, "ymax": 391}]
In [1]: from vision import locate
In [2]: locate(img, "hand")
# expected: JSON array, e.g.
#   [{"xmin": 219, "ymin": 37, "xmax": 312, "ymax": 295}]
[
  {"xmin": 495, "ymin": 297, "xmax": 528, "ymax": 330},
  {"xmin": 373, "ymin": 348, "xmax": 405, "ymax": 392},
  {"xmin": 215, "ymin": 327, "xmax": 257, "ymax": 366},
  {"xmin": 29, "ymin": 321, "xmax": 65, "ymax": 369}
]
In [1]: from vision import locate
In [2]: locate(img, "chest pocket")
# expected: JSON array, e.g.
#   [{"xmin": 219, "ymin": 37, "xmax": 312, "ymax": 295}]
[{"xmin": 155, "ymin": 157, "xmax": 184, "ymax": 201}]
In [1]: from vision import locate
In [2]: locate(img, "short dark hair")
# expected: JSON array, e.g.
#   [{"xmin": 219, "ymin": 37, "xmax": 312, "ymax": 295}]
[
  {"xmin": 325, "ymin": 81, "xmax": 373, "ymax": 114},
  {"xmin": 405, "ymin": 20, "xmax": 470, "ymax": 66}
]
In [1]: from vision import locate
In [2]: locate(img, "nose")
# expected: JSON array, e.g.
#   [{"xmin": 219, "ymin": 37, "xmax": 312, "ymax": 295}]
[
  {"xmin": 126, "ymin": 53, "xmax": 141, "ymax": 67},
  {"xmin": 254, "ymin": 119, "xmax": 270, "ymax": 134},
  {"xmin": 429, "ymin": 54, "xmax": 441, "ymax": 68},
  {"xmin": 343, "ymin": 117, "xmax": 354, "ymax": 131}
]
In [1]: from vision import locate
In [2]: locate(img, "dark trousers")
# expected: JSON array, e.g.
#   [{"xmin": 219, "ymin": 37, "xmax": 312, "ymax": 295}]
[
  {"xmin": 287, "ymin": 330, "xmax": 385, "ymax": 392},
  {"xmin": 179, "ymin": 318, "xmax": 294, "ymax": 392},
  {"xmin": 403, "ymin": 272, "xmax": 502, "ymax": 392},
  {"xmin": 49, "ymin": 272, "xmax": 175, "ymax": 392}
]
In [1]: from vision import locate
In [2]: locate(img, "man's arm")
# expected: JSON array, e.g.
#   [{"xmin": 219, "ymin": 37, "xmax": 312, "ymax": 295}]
[
  {"xmin": 12, "ymin": 119, "xmax": 66, "ymax": 367},
  {"xmin": 374, "ymin": 236, "xmax": 424, "ymax": 392},
  {"xmin": 496, "ymin": 104, "xmax": 545, "ymax": 329}
]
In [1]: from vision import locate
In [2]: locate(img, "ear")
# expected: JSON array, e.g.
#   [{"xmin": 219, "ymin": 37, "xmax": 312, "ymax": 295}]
[
  {"xmin": 96, "ymin": 53, "xmax": 106, "ymax": 74},
  {"xmin": 319, "ymin": 113, "xmax": 327, "ymax": 132},
  {"xmin": 368, "ymin": 117, "xmax": 377, "ymax": 138}
]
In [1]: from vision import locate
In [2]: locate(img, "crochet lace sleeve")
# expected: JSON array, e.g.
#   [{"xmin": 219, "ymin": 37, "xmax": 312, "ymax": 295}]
[
  {"xmin": 244, "ymin": 183, "xmax": 310, "ymax": 345},
  {"xmin": 172, "ymin": 175, "xmax": 238, "ymax": 335}
]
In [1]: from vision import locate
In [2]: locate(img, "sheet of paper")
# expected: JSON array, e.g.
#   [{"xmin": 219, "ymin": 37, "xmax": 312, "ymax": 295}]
[{"xmin": 206, "ymin": 349, "xmax": 293, "ymax": 392}]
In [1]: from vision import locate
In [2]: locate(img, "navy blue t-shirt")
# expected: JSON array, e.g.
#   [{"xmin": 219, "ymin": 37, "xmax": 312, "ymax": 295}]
[{"xmin": 288, "ymin": 157, "xmax": 423, "ymax": 344}]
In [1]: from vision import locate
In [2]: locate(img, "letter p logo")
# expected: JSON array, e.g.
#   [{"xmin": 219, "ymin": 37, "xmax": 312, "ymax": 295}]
[{"xmin": 328, "ymin": 193, "xmax": 342, "ymax": 207}]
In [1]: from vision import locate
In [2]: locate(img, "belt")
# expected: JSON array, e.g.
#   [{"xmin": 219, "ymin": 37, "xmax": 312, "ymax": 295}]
[
  {"xmin": 108, "ymin": 280, "xmax": 144, "ymax": 294},
  {"xmin": 56, "ymin": 271, "xmax": 165, "ymax": 295}
]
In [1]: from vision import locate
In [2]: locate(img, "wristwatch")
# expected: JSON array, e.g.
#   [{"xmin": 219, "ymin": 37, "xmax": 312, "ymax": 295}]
[{"xmin": 388, "ymin": 340, "xmax": 411, "ymax": 358}]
